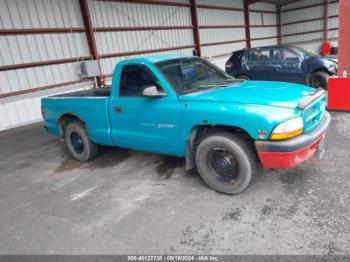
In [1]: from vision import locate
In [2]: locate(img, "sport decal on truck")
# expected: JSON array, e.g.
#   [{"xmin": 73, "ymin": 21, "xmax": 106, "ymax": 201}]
[
  {"xmin": 140, "ymin": 123, "xmax": 177, "ymax": 129},
  {"xmin": 156, "ymin": 124, "xmax": 177, "ymax": 129}
]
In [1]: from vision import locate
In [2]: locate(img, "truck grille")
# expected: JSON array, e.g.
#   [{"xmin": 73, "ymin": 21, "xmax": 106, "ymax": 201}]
[{"xmin": 302, "ymin": 95, "xmax": 327, "ymax": 133}]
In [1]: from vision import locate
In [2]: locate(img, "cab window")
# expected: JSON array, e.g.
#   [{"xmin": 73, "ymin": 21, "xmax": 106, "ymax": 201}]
[{"xmin": 119, "ymin": 65, "xmax": 162, "ymax": 97}]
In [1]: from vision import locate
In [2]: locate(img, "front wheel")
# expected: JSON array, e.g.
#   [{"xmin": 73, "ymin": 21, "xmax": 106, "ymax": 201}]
[
  {"xmin": 64, "ymin": 121, "xmax": 99, "ymax": 162},
  {"xmin": 195, "ymin": 133, "xmax": 258, "ymax": 195},
  {"xmin": 309, "ymin": 71, "xmax": 330, "ymax": 89}
]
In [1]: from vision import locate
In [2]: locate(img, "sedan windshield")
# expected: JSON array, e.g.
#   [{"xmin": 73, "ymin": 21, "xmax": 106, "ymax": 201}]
[
  {"xmin": 292, "ymin": 47, "xmax": 318, "ymax": 58},
  {"xmin": 156, "ymin": 57, "xmax": 236, "ymax": 95}
]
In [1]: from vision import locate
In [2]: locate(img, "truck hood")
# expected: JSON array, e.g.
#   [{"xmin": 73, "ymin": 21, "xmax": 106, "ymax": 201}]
[{"xmin": 179, "ymin": 81, "xmax": 314, "ymax": 109}]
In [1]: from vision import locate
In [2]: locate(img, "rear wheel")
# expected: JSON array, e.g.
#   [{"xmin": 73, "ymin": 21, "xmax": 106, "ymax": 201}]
[
  {"xmin": 309, "ymin": 71, "xmax": 330, "ymax": 89},
  {"xmin": 64, "ymin": 121, "xmax": 99, "ymax": 162},
  {"xmin": 236, "ymin": 75, "xmax": 251, "ymax": 80},
  {"xmin": 195, "ymin": 133, "xmax": 258, "ymax": 195}
]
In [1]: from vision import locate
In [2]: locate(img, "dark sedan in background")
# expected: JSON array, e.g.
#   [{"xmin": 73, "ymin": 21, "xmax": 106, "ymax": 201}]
[{"xmin": 225, "ymin": 45, "xmax": 338, "ymax": 89}]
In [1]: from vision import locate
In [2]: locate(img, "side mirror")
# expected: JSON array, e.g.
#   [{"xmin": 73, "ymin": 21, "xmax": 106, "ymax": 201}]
[{"xmin": 142, "ymin": 85, "xmax": 166, "ymax": 98}]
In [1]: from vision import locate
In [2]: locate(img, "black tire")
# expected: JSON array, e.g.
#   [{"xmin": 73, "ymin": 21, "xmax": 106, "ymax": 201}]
[
  {"xmin": 195, "ymin": 132, "xmax": 258, "ymax": 195},
  {"xmin": 309, "ymin": 71, "xmax": 330, "ymax": 90},
  {"xmin": 236, "ymin": 75, "xmax": 251, "ymax": 80},
  {"xmin": 64, "ymin": 121, "xmax": 99, "ymax": 162}
]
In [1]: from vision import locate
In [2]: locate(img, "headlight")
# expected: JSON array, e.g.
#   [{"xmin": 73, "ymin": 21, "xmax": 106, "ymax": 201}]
[
  {"xmin": 269, "ymin": 117, "xmax": 304, "ymax": 140},
  {"xmin": 329, "ymin": 65, "xmax": 336, "ymax": 73}
]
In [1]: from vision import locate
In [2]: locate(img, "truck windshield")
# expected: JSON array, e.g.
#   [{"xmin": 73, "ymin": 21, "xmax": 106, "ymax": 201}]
[{"xmin": 155, "ymin": 57, "xmax": 236, "ymax": 95}]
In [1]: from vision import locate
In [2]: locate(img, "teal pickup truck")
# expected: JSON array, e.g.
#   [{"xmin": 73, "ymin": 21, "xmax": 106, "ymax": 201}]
[{"xmin": 42, "ymin": 55, "xmax": 330, "ymax": 194}]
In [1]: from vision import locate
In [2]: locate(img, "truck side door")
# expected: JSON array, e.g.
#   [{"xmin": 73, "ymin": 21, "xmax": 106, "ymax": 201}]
[{"xmin": 109, "ymin": 63, "xmax": 183, "ymax": 156}]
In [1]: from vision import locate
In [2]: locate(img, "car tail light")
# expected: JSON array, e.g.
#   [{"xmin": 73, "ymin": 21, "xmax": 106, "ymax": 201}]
[{"xmin": 225, "ymin": 61, "xmax": 234, "ymax": 68}]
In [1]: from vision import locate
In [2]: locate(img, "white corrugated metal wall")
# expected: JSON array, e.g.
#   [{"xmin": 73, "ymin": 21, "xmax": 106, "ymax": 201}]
[
  {"xmin": 249, "ymin": 2, "xmax": 277, "ymax": 47},
  {"xmin": 89, "ymin": 0, "xmax": 195, "ymax": 75},
  {"xmin": 0, "ymin": 0, "xmax": 91, "ymax": 94},
  {"xmin": 0, "ymin": 0, "xmax": 92, "ymax": 131},
  {"xmin": 0, "ymin": 0, "xmax": 278, "ymax": 131},
  {"xmin": 198, "ymin": 0, "xmax": 277, "ymax": 69},
  {"xmin": 198, "ymin": 0, "xmax": 246, "ymax": 59},
  {"xmin": 281, "ymin": 0, "xmax": 339, "ymax": 52}
]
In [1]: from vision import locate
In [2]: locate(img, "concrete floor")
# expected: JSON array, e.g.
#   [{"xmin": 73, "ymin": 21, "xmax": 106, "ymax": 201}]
[{"xmin": 0, "ymin": 111, "xmax": 349, "ymax": 255}]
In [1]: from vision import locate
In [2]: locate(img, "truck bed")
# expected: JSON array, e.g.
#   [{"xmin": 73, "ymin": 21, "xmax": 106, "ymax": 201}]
[
  {"xmin": 42, "ymin": 90, "xmax": 112, "ymax": 145},
  {"xmin": 52, "ymin": 88, "xmax": 111, "ymax": 98}
]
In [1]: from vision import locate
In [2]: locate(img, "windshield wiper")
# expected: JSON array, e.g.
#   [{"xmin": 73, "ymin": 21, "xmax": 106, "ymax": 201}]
[
  {"xmin": 198, "ymin": 78, "xmax": 238, "ymax": 88},
  {"xmin": 181, "ymin": 86, "xmax": 204, "ymax": 94},
  {"xmin": 199, "ymin": 83, "xmax": 226, "ymax": 88},
  {"xmin": 181, "ymin": 84, "xmax": 225, "ymax": 94},
  {"xmin": 181, "ymin": 78, "xmax": 238, "ymax": 95}
]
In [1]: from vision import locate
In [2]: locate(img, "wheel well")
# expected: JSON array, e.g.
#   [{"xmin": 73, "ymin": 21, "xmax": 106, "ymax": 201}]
[
  {"xmin": 185, "ymin": 125, "xmax": 254, "ymax": 170},
  {"xmin": 57, "ymin": 113, "xmax": 85, "ymax": 137},
  {"xmin": 308, "ymin": 68, "xmax": 330, "ymax": 80}
]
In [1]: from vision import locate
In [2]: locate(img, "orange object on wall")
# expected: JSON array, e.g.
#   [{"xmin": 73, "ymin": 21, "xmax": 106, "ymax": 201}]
[
  {"xmin": 328, "ymin": 77, "xmax": 350, "ymax": 111},
  {"xmin": 321, "ymin": 42, "xmax": 331, "ymax": 56}
]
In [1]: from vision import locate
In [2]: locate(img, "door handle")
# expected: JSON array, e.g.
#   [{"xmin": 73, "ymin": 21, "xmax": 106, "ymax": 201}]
[{"xmin": 114, "ymin": 106, "xmax": 122, "ymax": 113}]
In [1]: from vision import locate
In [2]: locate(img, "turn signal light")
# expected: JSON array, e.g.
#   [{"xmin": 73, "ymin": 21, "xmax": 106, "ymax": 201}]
[{"xmin": 269, "ymin": 128, "xmax": 303, "ymax": 141}]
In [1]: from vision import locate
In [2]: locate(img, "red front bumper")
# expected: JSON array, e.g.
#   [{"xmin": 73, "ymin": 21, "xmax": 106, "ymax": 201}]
[
  {"xmin": 255, "ymin": 111, "xmax": 331, "ymax": 169},
  {"xmin": 257, "ymin": 133, "xmax": 326, "ymax": 169}
]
